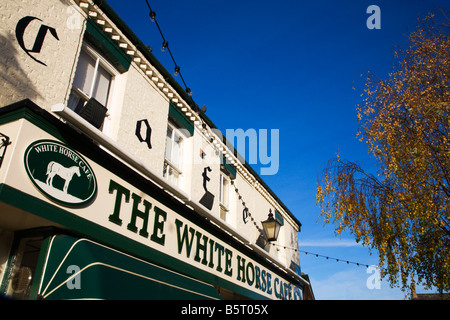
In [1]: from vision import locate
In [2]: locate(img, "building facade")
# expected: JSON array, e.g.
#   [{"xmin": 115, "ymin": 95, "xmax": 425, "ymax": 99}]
[{"xmin": 0, "ymin": 0, "xmax": 308, "ymax": 300}]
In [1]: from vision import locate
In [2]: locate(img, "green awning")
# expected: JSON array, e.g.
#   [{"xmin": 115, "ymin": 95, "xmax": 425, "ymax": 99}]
[
  {"xmin": 168, "ymin": 102, "xmax": 194, "ymax": 136},
  {"xmin": 37, "ymin": 235, "xmax": 222, "ymax": 300}
]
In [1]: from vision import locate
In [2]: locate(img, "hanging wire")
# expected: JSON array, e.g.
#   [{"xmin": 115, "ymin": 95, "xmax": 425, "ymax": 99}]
[
  {"xmin": 230, "ymin": 180, "xmax": 268, "ymax": 241},
  {"xmin": 144, "ymin": 0, "xmax": 194, "ymax": 101},
  {"xmin": 298, "ymin": 249, "xmax": 369, "ymax": 268}
]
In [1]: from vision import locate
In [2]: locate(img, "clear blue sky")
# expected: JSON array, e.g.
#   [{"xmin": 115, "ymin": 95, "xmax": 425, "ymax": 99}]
[{"xmin": 106, "ymin": 0, "xmax": 450, "ymax": 299}]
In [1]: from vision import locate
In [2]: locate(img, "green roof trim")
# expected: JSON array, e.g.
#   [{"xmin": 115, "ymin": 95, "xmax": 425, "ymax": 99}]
[
  {"xmin": 222, "ymin": 156, "xmax": 237, "ymax": 180},
  {"xmin": 169, "ymin": 101, "xmax": 194, "ymax": 136},
  {"xmin": 85, "ymin": 18, "xmax": 131, "ymax": 73},
  {"xmin": 275, "ymin": 210, "xmax": 284, "ymax": 226}
]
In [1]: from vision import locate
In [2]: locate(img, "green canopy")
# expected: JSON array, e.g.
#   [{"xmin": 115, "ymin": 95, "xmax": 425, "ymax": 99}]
[{"xmin": 37, "ymin": 235, "xmax": 222, "ymax": 300}]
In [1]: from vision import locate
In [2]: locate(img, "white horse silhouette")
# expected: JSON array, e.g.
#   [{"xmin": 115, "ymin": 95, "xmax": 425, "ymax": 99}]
[{"xmin": 46, "ymin": 161, "xmax": 81, "ymax": 194}]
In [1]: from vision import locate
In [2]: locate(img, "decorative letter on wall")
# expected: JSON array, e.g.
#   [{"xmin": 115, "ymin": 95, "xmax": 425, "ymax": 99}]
[
  {"xmin": 242, "ymin": 208, "xmax": 249, "ymax": 224},
  {"xmin": 15, "ymin": 16, "xmax": 59, "ymax": 66},
  {"xmin": 135, "ymin": 119, "xmax": 152, "ymax": 149},
  {"xmin": 199, "ymin": 166, "xmax": 214, "ymax": 210},
  {"xmin": 202, "ymin": 166, "xmax": 212, "ymax": 192}
]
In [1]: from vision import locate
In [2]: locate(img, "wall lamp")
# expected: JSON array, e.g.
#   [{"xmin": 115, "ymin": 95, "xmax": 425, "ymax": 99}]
[{"xmin": 261, "ymin": 209, "xmax": 281, "ymax": 242}]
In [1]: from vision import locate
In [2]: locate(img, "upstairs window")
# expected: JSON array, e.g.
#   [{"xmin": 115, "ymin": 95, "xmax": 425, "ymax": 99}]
[
  {"xmin": 65, "ymin": 19, "xmax": 131, "ymax": 129},
  {"xmin": 68, "ymin": 46, "xmax": 115, "ymax": 117}
]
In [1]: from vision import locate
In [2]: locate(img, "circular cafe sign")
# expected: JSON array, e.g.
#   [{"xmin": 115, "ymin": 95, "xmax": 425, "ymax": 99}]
[{"xmin": 24, "ymin": 140, "xmax": 97, "ymax": 207}]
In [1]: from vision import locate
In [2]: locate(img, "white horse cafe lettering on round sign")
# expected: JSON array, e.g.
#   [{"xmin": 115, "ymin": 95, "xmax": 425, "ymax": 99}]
[{"xmin": 24, "ymin": 140, "xmax": 97, "ymax": 206}]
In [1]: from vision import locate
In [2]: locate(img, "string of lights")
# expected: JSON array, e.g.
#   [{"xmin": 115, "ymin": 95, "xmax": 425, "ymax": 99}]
[
  {"xmin": 230, "ymin": 179, "xmax": 370, "ymax": 268},
  {"xmin": 270, "ymin": 243, "xmax": 370, "ymax": 268},
  {"xmin": 229, "ymin": 180, "xmax": 268, "ymax": 241},
  {"xmin": 144, "ymin": 0, "xmax": 194, "ymax": 99}
]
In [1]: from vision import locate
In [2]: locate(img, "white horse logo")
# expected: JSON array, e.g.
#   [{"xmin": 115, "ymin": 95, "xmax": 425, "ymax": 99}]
[{"xmin": 46, "ymin": 161, "xmax": 81, "ymax": 194}]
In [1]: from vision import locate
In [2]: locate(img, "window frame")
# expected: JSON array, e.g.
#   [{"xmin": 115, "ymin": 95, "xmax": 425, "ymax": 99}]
[
  {"xmin": 219, "ymin": 172, "xmax": 230, "ymax": 221},
  {"xmin": 163, "ymin": 122, "xmax": 185, "ymax": 185},
  {"xmin": 68, "ymin": 43, "xmax": 118, "ymax": 114}
]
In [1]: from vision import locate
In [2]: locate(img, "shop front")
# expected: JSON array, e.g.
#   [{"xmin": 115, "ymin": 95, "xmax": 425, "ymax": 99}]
[{"xmin": 0, "ymin": 100, "xmax": 306, "ymax": 300}]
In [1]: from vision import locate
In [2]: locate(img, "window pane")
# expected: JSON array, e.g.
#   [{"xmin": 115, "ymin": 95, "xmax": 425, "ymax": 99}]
[
  {"xmin": 92, "ymin": 64, "xmax": 112, "ymax": 106},
  {"xmin": 224, "ymin": 178, "xmax": 229, "ymax": 206},
  {"xmin": 168, "ymin": 166, "xmax": 179, "ymax": 185},
  {"xmin": 171, "ymin": 132, "xmax": 182, "ymax": 168},
  {"xmin": 165, "ymin": 127, "xmax": 173, "ymax": 162},
  {"xmin": 164, "ymin": 127, "xmax": 183, "ymax": 171},
  {"xmin": 67, "ymin": 91, "xmax": 86, "ymax": 112},
  {"xmin": 220, "ymin": 175, "xmax": 229, "ymax": 207},
  {"xmin": 219, "ymin": 175, "xmax": 223, "ymax": 203},
  {"xmin": 72, "ymin": 50, "xmax": 96, "ymax": 96},
  {"xmin": 5, "ymin": 237, "xmax": 44, "ymax": 300},
  {"xmin": 163, "ymin": 162, "xmax": 179, "ymax": 185},
  {"xmin": 166, "ymin": 127, "xmax": 173, "ymax": 138}
]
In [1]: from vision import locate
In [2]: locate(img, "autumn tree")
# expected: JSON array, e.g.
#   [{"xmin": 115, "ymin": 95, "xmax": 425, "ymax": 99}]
[{"xmin": 316, "ymin": 13, "xmax": 450, "ymax": 295}]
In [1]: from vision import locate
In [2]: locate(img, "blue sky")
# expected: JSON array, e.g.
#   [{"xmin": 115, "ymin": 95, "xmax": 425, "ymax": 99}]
[{"xmin": 106, "ymin": 0, "xmax": 450, "ymax": 299}]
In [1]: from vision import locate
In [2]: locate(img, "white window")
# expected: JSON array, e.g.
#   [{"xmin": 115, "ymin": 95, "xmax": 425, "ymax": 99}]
[
  {"xmin": 68, "ymin": 45, "xmax": 115, "ymax": 115},
  {"xmin": 219, "ymin": 173, "xmax": 230, "ymax": 221},
  {"xmin": 163, "ymin": 123, "xmax": 184, "ymax": 185}
]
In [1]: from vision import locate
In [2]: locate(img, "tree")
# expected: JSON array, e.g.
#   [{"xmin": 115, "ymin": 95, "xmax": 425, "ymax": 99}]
[{"xmin": 316, "ymin": 13, "xmax": 450, "ymax": 296}]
